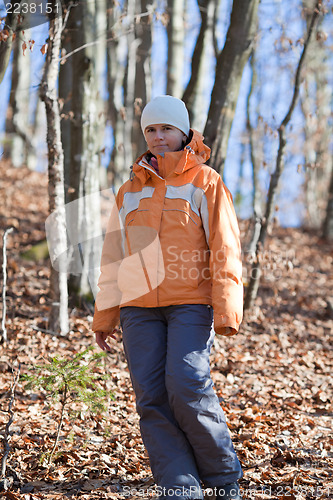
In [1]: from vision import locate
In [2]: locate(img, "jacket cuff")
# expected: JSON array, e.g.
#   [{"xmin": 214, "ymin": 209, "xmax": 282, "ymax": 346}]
[
  {"xmin": 92, "ymin": 304, "xmax": 120, "ymax": 333},
  {"xmin": 214, "ymin": 315, "xmax": 239, "ymax": 336}
]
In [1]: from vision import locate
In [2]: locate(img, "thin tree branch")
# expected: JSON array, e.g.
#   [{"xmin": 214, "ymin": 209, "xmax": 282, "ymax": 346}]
[
  {"xmin": 59, "ymin": 8, "xmax": 153, "ymax": 64},
  {"xmin": 31, "ymin": 324, "xmax": 66, "ymax": 337},
  {"xmin": 61, "ymin": 0, "xmax": 77, "ymax": 33},
  {"xmin": 1, "ymin": 363, "xmax": 21, "ymax": 479},
  {"xmin": 212, "ymin": 0, "xmax": 219, "ymax": 59},
  {"xmin": 1, "ymin": 228, "xmax": 14, "ymax": 344},
  {"xmin": 246, "ymin": 49, "xmax": 262, "ymax": 257}
]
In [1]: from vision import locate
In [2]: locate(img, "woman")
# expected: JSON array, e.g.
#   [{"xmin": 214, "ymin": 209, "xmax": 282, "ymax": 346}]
[{"xmin": 93, "ymin": 95, "xmax": 243, "ymax": 500}]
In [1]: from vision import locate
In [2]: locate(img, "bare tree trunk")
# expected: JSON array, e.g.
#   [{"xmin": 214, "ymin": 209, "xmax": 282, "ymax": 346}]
[
  {"xmin": 66, "ymin": 0, "xmax": 105, "ymax": 298},
  {"xmin": 3, "ymin": 33, "xmax": 32, "ymax": 167},
  {"xmin": 107, "ymin": 1, "xmax": 152, "ymax": 187},
  {"xmin": 246, "ymin": 50, "xmax": 262, "ymax": 256},
  {"xmin": 203, "ymin": 0, "xmax": 259, "ymax": 173},
  {"xmin": 131, "ymin": 0, "xmax": 152, "ymax": 160},
  {"xmin": 182, "ymin": 0, "xmax": 216, "ymax": 130},
  {"xmin": 166, "ymin": 0, "xmax": 185, "ymax": 98},
  {"xmin": 0, "ymin": 1, "xmax": 22, "ymax": 84},
  {"xmin": 40, "ymin": 3, "xmax": 69, "ymax": 335},
  {"xmin": 106, "ymin": 0, "xmax": 120, "ymax": 138},
  {"xmin": 107, "ymin": 0, "xmax": 133, "ymax": 189},
  {"xmin": 28, "ymin": 88, "xmax": 45, "ymax": 170},
  {"xmin": 301, "ymin": 7, "xmax": 332, "ymax": 229},
  {"xmin": 1, "ymin": 228, "xmax": 14, "ymax": 344},
  {"xmin": 244, "ymin": 0, "xmax": 322, "ymax": 312},
  {"xmin": 59, "ymin": 14, "xmax": 73, "ymax": 195},
  {"xmin": 322, "ymin": 160, "xmax": 333, "ymax": 240},
  {"xmin": 0, "ymin": 363, "xmax": 20, "ymax": 484},
  {"xmin": 123, "ymin": 0, "xmax": 138, "ymax": 170}
]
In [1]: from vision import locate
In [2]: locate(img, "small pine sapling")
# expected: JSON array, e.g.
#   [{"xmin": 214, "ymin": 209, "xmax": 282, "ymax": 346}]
[{"xmin": 23, "ymin": 347, "xmax": 110, "ymax": 464}]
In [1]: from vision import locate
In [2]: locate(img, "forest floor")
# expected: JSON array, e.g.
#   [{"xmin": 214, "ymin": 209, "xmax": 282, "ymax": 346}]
[{"xmin": 0, "ymin": 160, "xmax": 332, "ymax": 500}]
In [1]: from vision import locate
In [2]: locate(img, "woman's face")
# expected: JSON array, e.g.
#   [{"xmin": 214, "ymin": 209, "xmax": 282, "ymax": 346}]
[{"xmin": 144, "ymin": 124, "xmax": 187, "ymax": 156}]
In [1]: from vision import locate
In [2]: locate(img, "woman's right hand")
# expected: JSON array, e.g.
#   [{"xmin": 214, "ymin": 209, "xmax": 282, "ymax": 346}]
[{"xmin": 95, "ymin": 330, "xmax": 116, "ymax": 352}]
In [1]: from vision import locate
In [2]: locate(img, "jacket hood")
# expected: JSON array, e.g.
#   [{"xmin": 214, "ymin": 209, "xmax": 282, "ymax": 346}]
[
  {"xmin": 132, "ymin": 129, "xmax": 211, "ymax": 181},
  {"xmin": 185, "ymin": 129, "xmax": 211, "ymax": 164}
]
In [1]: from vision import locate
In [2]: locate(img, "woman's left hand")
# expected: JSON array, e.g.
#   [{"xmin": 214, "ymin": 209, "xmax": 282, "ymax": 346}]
[{"xmin": 95, "ymin": 331, "xmax": 116, "ymax": 352}]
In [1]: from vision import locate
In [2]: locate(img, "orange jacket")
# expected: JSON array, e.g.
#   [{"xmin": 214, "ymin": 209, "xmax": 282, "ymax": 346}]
[{"xmin": 92, "ymin": 130, "xmax": 243, "ymax": 336}]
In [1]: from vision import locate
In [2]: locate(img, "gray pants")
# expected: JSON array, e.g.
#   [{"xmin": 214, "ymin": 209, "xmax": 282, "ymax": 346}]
[{"xmin": 120, "ymin": 304, "xmax": 242, "ymax": 500}]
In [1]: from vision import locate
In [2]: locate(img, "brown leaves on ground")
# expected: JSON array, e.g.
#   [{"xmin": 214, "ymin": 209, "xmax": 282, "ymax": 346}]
[{"xmin": 0, "ymin": 160, "xmax": 332, "ymax": 499}]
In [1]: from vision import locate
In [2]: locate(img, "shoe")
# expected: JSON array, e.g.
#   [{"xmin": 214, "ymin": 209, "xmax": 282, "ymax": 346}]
[{"xmin": 215, "ymin": 482, "xmax": 242, "ymax": 500}]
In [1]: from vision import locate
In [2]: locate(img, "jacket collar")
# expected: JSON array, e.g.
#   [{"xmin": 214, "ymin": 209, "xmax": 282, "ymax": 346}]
[{"xmin": 132, "ymin": 129, "xmax": 211, "ymax": 182}]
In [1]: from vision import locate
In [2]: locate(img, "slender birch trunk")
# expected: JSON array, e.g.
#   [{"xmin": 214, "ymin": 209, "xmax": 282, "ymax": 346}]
[
  {"xmin": 301, "ymin": 17, "xmax": 331, "ymax": 229},
  {"xmin": 4, "ymin": 33, "xmax": 32, "ymax": 167},
  {"xmin": 166, "ymin": 0, "xmax": 185, "ymax": 98},
  {"xmin": 40, "ymin": 2, "xmax": 69, "ymax": 335},
  {"xmin": 59, "ymin": 16, "xmax": 73, "ymax": 193},
  {"xmin": 1, "ymin": 228, "xmax": 14, "ymax": 344},
  {"xmin": 246, "ymin": 50, "xmax": 262, "ymax": 256}
]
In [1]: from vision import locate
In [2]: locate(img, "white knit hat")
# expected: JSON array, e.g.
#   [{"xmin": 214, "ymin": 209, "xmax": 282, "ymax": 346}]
[{"xmin": 141, "ymin": 95, "xmax": 190, "ymax": 137}]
